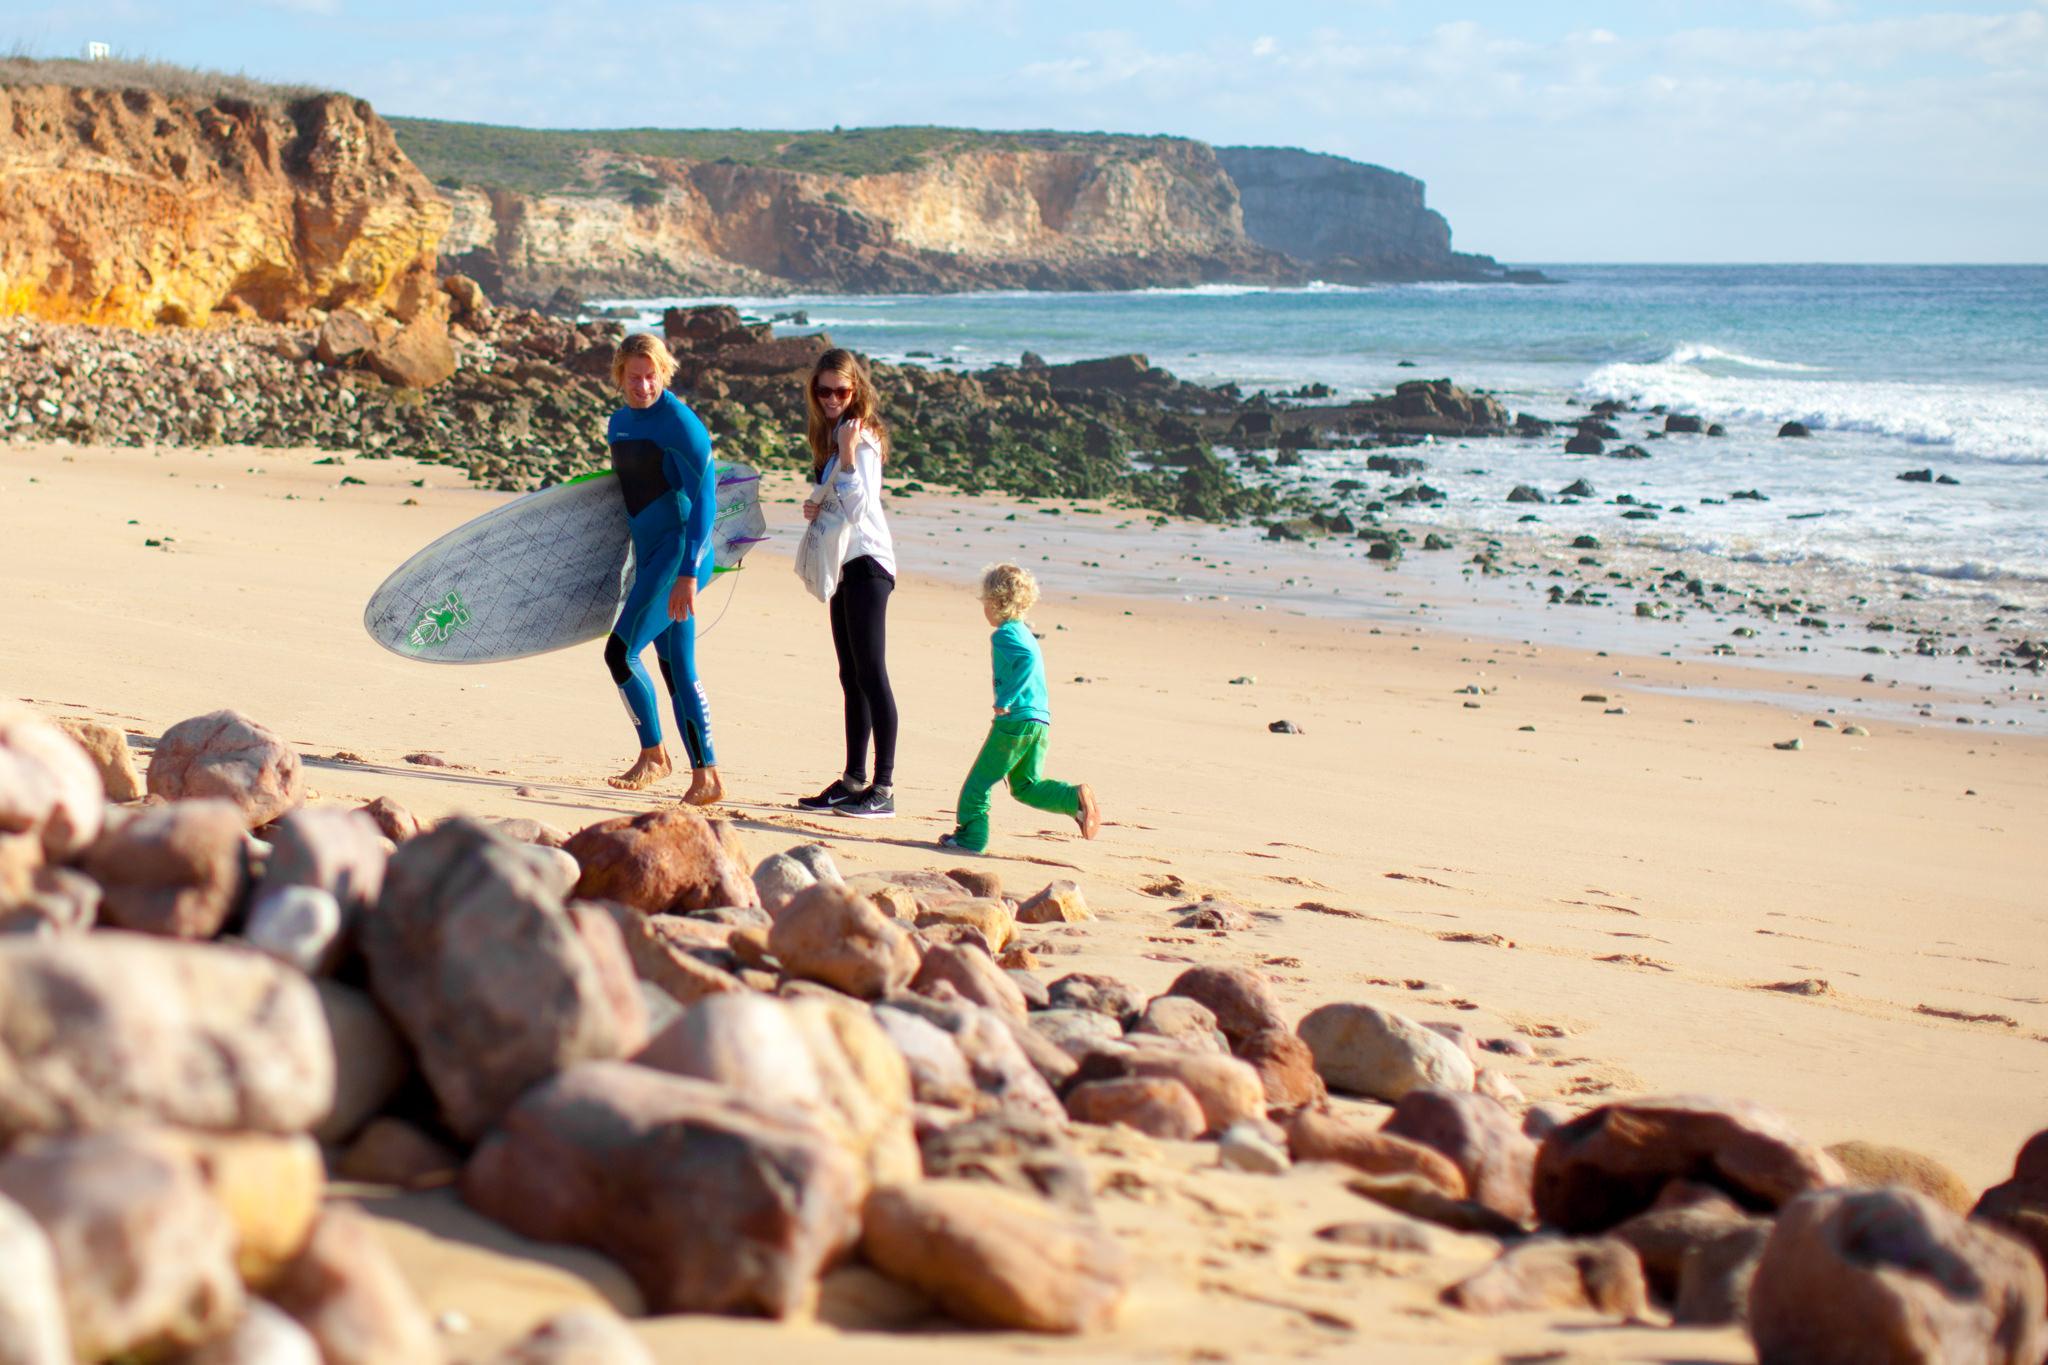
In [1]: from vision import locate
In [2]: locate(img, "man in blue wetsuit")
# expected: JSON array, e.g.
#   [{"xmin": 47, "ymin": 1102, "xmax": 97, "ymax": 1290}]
[{"xmin": 602, "ymin": 332, "xmax": 724, "ymax": 805}]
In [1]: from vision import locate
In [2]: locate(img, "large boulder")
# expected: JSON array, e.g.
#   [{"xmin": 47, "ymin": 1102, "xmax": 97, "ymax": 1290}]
[
  {"xmin": 79, "ymin": 798, "xmax": 248, "ymax": 938},
  {"xmin": 1972, "ymin": 1128, "xmax": 2048, "ymax": 1273},
  {"xmin": 860, "ymin": 1181, "xmax": 1127, "ymax": 1332},
  {"xmin": 593, "ymin": 900, "xmax": 746, "ymax": 1007},
  {"xmin": 1533, "ymin": 1095, "xmax": 1845, "ymax": 1233},
  {"xmin": 267, "ymin": 1204, "xmax": 444, "ymax": 1365},
  {"xmin": 1075, "ymin": 1048, "xmax": 1266, "ymax": 1135},
  {"xmin": 146, "ymin": 710, "xmax": 304, "ymax": 827},
  {"xmin": 565, "ymin": 807, "xmax": 758, "ymax": 915},
  {"xmin": 0, "ymin": 707, "xmax": 103, "ymax": 892},
  {"xmin": 463, "ymin": 1061, "xmax": 866, "ymax": 1317},
  {"xmin": 488, "ymin": 1307, "xmax": 654, "ymax": 1365},
  {"xmin": 1828, "ymin": 1139, "xmax": 1974, "ymax": 1214},
  {"xmin": 1384, "ymin": 1088, "xmax": 1536, "ymax": 1223},
  {"xmin": 359, "ymin": 819, "xmax": 631, "ymax": 1140},
  {"xmin": 1749, "ymin": 1187, "xmax": 2046, "ymax": 1364},
  {"xmin": 1443, "ymin": 1237, "xmax": 1649, "ymax": 1317},
  {"xmin": 917, "ymin": 1111, "xmax": 1094, "ymax": 1214},
  {"xmin": 1284, "ymin": 1110, "xmax": 1467, "ymax": 1197},
  {"xmin": 0, "ymin": 1191, "xmax": 69, "ymax": 1364},
  {"xmin": 1296, "ymin": 1002, "xmax": 1475, "ymax": 1101},
  {"xmin": 768, "ymin": 884, "xmax": 920, "ymax": 1000},
  {"xmin": 0, "ymin": 1132, "xmax": 244, "ymax": 1361},
  {"xmin": 1065, "ymin": 1077, "xmax": 1206, "ymax": 1140},
  {"xmin": 52, "ymin": 717, "xmax": 144, "ymax": 803},
  {"xmin": 911, "ymin": 940, "xmax": 1028, "ymax": 1017},
  {"xmin": 1234, "ymin": 1026, "xmax": 1323, "ymax": 1106},
  {"xmin": 636, "ymin": 992, "xmax": 917, "ymax": 1184},
  {"xmin": 872, "ymin": 1005, "xmax": 977, "ymax": 1109},
  {"xmin": 1165, "ymin": 966, "xmax": 1286, "ymax": 1044},
  {"xmin": 0, "ymin": 934, "xmax": 333, "ymax": 1143},
  {"xmin": 876, "ymin": 995, "xmax": 1062, "ymax": 1123},
  {"xmin": 251, "ymin": 807, "xmax": 387, "ymax": 928},
  {"xmin": 365, "ymin": 307, "xmax": 456, "ymax": 389}
]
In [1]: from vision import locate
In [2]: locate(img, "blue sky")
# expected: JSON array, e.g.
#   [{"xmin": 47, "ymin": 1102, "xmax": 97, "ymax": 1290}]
[{"xmin": 8, "ymin": 1, "xmax": 2044, "ymax": 262}]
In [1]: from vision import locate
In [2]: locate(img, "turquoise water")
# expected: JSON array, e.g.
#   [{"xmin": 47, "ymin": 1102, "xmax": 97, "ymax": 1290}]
[{"xmin": 599, "ymin": 265, "xmax": 2048, "ymax": 602}]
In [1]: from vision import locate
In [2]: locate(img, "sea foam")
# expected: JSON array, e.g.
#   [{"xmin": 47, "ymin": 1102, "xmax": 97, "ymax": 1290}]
[{"xmin": 1582, "ymin": 345, "xmax": 2048, "ymax": 464}]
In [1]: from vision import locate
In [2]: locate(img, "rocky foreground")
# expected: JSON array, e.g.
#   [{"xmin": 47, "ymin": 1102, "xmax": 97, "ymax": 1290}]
[{"xmin": 4, "ymin": 701, "xmax": 2048, "ymax": 1362}]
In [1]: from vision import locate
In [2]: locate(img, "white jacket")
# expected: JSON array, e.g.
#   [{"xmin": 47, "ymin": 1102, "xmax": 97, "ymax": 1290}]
[{"xmin": 815, "ymin": 421, "xmax": 896, "ymax": 578}]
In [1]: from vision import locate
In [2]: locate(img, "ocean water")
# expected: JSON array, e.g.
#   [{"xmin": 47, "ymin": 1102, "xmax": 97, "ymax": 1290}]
[{"xmin": 595, "ymin": 265, "xmax": 2048, "ymax": 611}]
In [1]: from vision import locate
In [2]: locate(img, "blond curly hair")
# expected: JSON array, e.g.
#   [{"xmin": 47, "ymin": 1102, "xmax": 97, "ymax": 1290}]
[{"xmin": 980, "ymin": 563, "xmax": 1040, "ymax": 623}]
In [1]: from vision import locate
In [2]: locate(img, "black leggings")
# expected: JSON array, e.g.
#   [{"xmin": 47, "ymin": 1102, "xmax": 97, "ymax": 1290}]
[{"xmin": 830, "ymin": 556, "xmax": 897, "ymax": 787}]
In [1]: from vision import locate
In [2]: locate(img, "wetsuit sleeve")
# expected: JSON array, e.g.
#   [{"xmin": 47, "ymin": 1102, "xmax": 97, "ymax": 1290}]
[{"xmin": 662, "ymin": 408, "xmax": 717, "ymax": 569}]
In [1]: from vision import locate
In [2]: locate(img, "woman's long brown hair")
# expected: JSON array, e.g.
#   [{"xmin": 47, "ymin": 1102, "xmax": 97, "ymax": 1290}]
[{"xmin": 805, "ymin": 348, "xmax": 889, "ymax": 481}]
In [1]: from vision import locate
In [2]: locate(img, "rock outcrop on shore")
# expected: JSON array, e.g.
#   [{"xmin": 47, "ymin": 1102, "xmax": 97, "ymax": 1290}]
[
  {"xmin": 5, "ymin": 699, "xmax": 2045, "ymax": 1357},
  {"xmin": 0, "ymin": 72, "xmax": 446, "ymax": 329}
]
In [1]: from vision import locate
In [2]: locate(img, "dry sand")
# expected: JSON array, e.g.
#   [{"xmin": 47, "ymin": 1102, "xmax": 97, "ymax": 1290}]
[{"xmin": 4, "ymin": 438, "xmax": 2044, "ymax": 1361}]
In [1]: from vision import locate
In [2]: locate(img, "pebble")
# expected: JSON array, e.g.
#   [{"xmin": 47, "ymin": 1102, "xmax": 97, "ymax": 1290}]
[{"xmin": 1217, "ymin": 1121, "xmax": 1290, "ymax": 1175}]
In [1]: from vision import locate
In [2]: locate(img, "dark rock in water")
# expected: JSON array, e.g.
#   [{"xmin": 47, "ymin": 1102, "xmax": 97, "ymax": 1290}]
[
  {"xmin": 1563, "ymin": 434, "xmax": 1604, "ymax": 455},
  {"xmin": 1558, "ymin": 479, "xmax": 1596, "ymax": 498},
  {"xmin": 1778, "ymin": 421, "xmax": 1812, "ymax": 438},
  {"xmin": 1571, "ymin": 534, "xmax": 1601, "ymax": 549},
  {"xmin": 1664, "ymin": 414, "xmax": 1705, "ymax": 433},
  {"xmin": 1366, "ymin": 540, "xmax": 1402, "ymax": 562},
  {"xmin": 1269, "ymin": 720, "xmax": 1301, "ymax": 734},
  {"xmin": 1385, "ymin": 378, "xmax": 1512, "ymax": 436},
  {"xmin": 1898, "ymin": 469, "xmax": 1934, "ymax": 483},
  {"xmin": 1365, "ymin": 453, "xmax": 1425, "ymax": 477},
  {"xmin": 1422, "ymin": 532, "xmax": 1453, "ymax": 550},
  {"xmin": 1937, "ymin": 473, "xmax": 1959, "ymax": 485},
  {"xmin": 1312, "ymin": 510, "xmax": 1355, "ymax": 535},
  {"xmin": 1731, "ymin": 488, "xmax": 1770, "ymax": 501},
  {"xmin": 1577, "ymin": 420, "xmax": 1621, "ymax": 440},
  {"xmin": 1607, "ymin": 444, "xmax": 1650, "ymax": 460},
  {"xmin": 1396, "ymin": 359, "xmax": 1418, "ymax": 367},
  {"xmin": 1264, "ymin": 518, "xmax": 1324, "ymax": 542},
  {"xmin": 1707, "ymin": 423, "xmax": 1727, "ymax": 436},
  {"xmin": 1506, "ymin": 485, "xmax": 1546, "ymax": 504},
  {"xmin": 1590, "ymin": 399, "xmax": 1627, "ymax": 417},
  {"xmin": 1044, "ymin": 354, "xmax": 1169, "ymax": 393},
  {"xmin": 1389, "ymin": 482, "xmax": 1446, "ymax": 504},
  {"xmin": 1515, "ymin": 412, "xmax": 1553, "ymax": 436}
]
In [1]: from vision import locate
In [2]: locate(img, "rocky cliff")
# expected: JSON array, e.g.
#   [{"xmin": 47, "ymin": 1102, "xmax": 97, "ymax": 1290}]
[
  {"xmin": 0, "ymin": 78, "xmax": 448, "ymax": 327},
  {"xmin": 403, "ymin": 123, "xmax": 1515, "ymax": 301},
  {"xmin": 431, "ymin": 135, "xmax": 1291, "ymax": 302},
  {"xmin": 1216, "ymin": 146, "xmax": 1507, "ymax": 283}
]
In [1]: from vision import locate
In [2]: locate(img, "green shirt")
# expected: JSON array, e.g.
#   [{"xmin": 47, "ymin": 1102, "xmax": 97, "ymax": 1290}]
[{"xmin": 991, "ymin": 620, "xmax": 1050, "ymax": 723}]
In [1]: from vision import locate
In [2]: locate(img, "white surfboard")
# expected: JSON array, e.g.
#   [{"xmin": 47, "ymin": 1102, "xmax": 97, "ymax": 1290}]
[{"xmin": 363, "ymin": 464, "xmax": 768, "ymax": 664}]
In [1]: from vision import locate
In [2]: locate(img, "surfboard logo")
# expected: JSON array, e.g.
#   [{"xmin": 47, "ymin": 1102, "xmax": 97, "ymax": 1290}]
[{"xmin": 408, "ymin": 592, "xmax": 472, "ymax": 650}]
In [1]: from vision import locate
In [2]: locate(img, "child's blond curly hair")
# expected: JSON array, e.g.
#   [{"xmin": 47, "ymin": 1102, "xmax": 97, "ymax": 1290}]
[{"xmin": 980, "ymin": 563, "xmax": 1039, "ymax": 623}]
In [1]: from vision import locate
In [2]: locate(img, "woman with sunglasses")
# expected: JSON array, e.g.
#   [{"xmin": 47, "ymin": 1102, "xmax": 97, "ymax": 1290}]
[{"xmin": 796, "ymin": 349, "xmax": 899, "ymax": 819}]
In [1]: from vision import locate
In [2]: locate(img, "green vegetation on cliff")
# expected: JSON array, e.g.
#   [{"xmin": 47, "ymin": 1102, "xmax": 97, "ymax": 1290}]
[{"xmin": 387, "ymin": 117, "xmax": 1198, "ymax": 193}]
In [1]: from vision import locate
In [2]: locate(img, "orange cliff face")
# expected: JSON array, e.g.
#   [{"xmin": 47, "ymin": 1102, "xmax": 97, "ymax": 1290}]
[
  {"xmin": 436, "ymin": 139, "xmax": 1293, "ymax": 302},
  {"xmin": 0, "ymin": 85, "xmax": 450, "ymax": 328}
]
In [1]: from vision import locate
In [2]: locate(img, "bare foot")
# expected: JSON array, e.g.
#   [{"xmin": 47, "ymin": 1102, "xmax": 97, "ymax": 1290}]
[
  {"xmin": 1076, "ymin": 784, "xmax": 1102, "ymax": 840},
  {"xmin": 607, "ymin": 746, "xmax": 672, "ymax": 791},
  {"xmin": 683, "ymin": 766, "xmax": 726, "ymax": 807}
]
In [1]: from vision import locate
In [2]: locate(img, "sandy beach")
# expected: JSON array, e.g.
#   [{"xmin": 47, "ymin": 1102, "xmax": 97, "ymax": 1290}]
[{"xmin": 5, "ymin": 435, "xmax": 2046, "ymax": 1360}]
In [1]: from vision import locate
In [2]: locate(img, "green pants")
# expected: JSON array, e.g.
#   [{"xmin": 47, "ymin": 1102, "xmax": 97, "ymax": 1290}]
[{"xmin": 950, "ymin": 717, "xmax": 1079, "ymax": 852}]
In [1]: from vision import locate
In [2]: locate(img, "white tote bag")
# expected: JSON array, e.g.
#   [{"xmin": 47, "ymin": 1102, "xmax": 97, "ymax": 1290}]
[{"xmin": 794, "ymin": 471, "xmax": 854, "ymax": 603}]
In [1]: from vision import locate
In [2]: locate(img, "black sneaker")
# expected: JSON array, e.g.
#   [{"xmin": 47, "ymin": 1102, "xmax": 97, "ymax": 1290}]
[
  {"xmin": 796, "ymin": 778, "xmax": 861, "ymax": 810},
  {"xmin": 835, "ymin": 784, "xmax": 895, "ymax": 819}
]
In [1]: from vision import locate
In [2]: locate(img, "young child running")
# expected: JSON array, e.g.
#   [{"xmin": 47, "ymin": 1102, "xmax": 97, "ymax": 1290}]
[{"xmin": 940, "ymin": 564, "xmax": 1102, "ymax": 853}]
